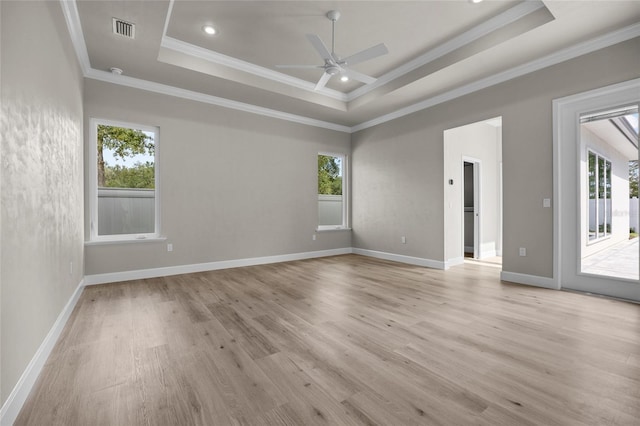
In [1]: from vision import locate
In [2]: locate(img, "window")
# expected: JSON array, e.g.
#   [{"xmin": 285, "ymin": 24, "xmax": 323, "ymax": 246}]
[
  {"xmin": 588, "ymin": 150, "xmax": 611, "ymax": 242},
  {"xmin": 89, "ymin": 119, "xmax": 159, "ymax": 241},
  {"xmin": 317, "ymin": 153, "xmax": 348, "ymax": 230}
]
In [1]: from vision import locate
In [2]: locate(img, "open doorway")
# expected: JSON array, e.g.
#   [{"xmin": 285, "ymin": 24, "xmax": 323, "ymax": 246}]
[
  {"xmin": 444, "ymin": 117, "xmax": 503, "ymax": 268},
  {"xmin": 463, "ymin": 160, "xmax": 479, "ymax": 259}
]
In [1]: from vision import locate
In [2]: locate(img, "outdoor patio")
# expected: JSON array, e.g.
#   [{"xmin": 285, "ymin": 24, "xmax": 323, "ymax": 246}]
[{"xmin": 581, "ymin": 237, "xmax": 639, "ymax": 280}]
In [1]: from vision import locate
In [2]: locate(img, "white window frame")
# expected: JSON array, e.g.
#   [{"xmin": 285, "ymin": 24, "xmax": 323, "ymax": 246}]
[
  {"xmin": 586, "ymin": 148, "xmax": 612, "ymax": 244},
  {"xmin": 88, "ymin": 118, "xmax": 161, "ymax": 243},
  {"xmin": 317, "ymin": 152, "xmax": 349, "ymax": 231}
]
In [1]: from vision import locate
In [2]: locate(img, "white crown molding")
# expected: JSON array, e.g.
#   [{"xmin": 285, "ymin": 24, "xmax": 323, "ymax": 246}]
[
  {"xmin": 159, "ymin": 0, "xmax": 546, "ymax": 104},
  {"xmin": 161, "ymin": 0, "xmax": 174, "ymax": 40},
  {"xmin": 85, "ymin": 68, "xmax": 352, "ymax": 133},
  {"xmin": 352, "ymin": 22, "xmax": 640, "ymax": 133},
  {"xmin": 59, "ymin": 0, "xmax": 90, "ymax": 74},
  {"xmin": 160, "ymin": 36, "xmax": 348, "ymax": 102},
  {"xmin": 346, "ymin": 0, "xmax": 547, "ymax": 101},
  {"xmin": 161, "ymin": 0, "xmax": 345, "ymax": 101},
  {"xmin": 0, "ymin": 279, "xmax": 85, "ymax": 426},
  {"xmin": 60, "ymin": 0, "xmax": 640, "ymax": 135}
]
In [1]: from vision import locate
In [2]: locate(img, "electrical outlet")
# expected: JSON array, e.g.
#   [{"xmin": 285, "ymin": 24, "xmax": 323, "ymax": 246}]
[
  {"xmin": 543, "ymin": 198, "xmax": 551, "ymax": 208},
  {"xmin": 312, "ymin": 234, "xmax": 316, "ymax": 241},
  {"xmin": 69, "ymin": 261, "xmax": 73, "ymax": 276},
  {"xmin": 519, "ymin": 247, "xmax": 526, "ymax": 256},
  {"xmin": 167, "ymin": 243, "xmax": 173, "ymax": 252},
  {"xmin": 401, "ymin": 236, "xmax": 406, "ymax": 244}
]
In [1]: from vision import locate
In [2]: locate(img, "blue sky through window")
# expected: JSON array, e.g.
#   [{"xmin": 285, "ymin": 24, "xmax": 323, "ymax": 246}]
[{"xmin": 624, "ymin": 113, "xmax": 638, "ymax": 133}]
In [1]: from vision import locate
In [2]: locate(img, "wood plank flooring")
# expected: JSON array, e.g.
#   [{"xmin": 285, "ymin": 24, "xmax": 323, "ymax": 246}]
[{"xmin": 16, "ymin": 254, "xmax": 640, "ymax": 425}]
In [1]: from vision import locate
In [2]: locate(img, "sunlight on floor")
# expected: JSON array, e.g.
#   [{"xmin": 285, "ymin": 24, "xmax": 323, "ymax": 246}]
[{"xmin": 464, "ymin": 256, "xmax": 502, "ymax": 269}]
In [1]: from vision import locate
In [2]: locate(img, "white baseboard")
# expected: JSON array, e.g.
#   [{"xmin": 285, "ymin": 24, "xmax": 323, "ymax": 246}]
[
  {"xmin": 84, "ymin": 248, "xmax": 353, "ymax": 285},
  {"xmin": 353, "ymin": 248, "xmax": 445, "ymax": 270},
  {"xmin": 479, "ymin": 250, "xmax": 497, "ymax": 259},
  {"xmin": 500, "ymin": 271, "xmax": 560, "ymax": 290},
  {"xmin": 0, "ymin": 279, "xmax": 85, "ymax": 426},
  {"xmin": 444, "ymin": 257, "xmax": 465, "ymax": 269},
  {"xmin": 0, "ymin": 249, "xmax": 560, "ymax": 426}
]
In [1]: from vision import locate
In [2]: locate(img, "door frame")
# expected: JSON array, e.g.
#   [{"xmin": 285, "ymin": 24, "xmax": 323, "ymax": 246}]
[
  {"xmin": 553, "ymin": 78, "xmax": 640, "ymax": 300},
  {"xmin": 462, "ymin": 157, "xmax": 481, "ymax": 259}
]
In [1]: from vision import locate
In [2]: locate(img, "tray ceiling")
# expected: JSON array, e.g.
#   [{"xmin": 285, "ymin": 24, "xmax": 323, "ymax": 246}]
[{"xmin": 69, "ymin": 0, "xmax": 640, "ymax": 131}]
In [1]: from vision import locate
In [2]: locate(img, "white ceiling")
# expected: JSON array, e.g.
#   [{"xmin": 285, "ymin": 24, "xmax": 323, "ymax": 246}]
[{"xmin": 68, "ymin": 1, "xmax": 640, "ymax": 131}]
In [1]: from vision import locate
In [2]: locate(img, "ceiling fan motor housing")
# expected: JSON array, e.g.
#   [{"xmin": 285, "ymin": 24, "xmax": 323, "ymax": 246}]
[
  {"xmin": 325, "ymin": 65, "xmax": 340, "ymax": 75},
  {"xmin": 275, "ymin": 9, "xmax": 387, "ymax": 90},
  {"xmin": 327, "ymin": 10, "xmax": 341, "ymax": 22}
]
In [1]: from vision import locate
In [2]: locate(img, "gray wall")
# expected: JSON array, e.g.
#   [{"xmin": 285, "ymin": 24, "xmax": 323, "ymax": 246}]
[
  {"xmin": 1, "ymin": 1, "xmax": 637, "ymax": 410},
  {"xmin": 0, "ymin": 1, "xmax": 84, "ymax": 404},
  {"xmin": 352, "ymin": 37, "xmax": 640, "ymax": 278},
  {"xmin": 84, "ymin": 81, "xmax": 351, "ymax": 275}
]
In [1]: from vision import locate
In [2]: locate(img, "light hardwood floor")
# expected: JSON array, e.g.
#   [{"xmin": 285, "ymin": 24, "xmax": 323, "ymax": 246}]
[{"xmin": 16, "ymin": 254, "xmax": 640, "ymax": 425}]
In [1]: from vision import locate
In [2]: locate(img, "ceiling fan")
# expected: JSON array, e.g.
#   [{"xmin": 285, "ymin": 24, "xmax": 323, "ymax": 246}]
[{"xmin": 276, "ymin": 10, "xmax": 388, "ymax": 91}]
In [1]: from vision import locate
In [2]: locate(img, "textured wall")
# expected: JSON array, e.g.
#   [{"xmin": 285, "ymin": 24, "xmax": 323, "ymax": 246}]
[
  {"xmin": 0, "ymin": 1, "xmax": 84, "ymax": 404},
  {"xmin": 84, "ymin": 81, "xmax": 351, "ymax": 275},
  {"xmin": 352, "ymin": 38, "xmax": 640, "ymax": 278}
]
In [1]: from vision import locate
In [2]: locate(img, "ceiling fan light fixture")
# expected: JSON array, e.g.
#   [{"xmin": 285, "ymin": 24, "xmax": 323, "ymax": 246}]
[
  {"xmin": 326, "ymin": 65, "xmax": 340, "ymax": 76},
  {"xmin": 275, "ymin": 10, "xmax": 388, "ymax": 91},
  {"xmin": 202, "ymin": 25, "xmax": 216, "ymax": 35}
]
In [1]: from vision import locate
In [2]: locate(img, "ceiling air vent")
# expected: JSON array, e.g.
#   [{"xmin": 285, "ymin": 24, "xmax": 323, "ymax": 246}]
[{"xmin": 112, "ymin": 18, "xmax": 135, "ymax": 39}]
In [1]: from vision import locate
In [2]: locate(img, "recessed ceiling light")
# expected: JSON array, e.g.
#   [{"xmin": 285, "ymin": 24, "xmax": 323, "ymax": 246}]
[
  {"xmin": 340, "ymin": 75, "xmax": 349, "ymax": 82},
  {"xmin": 470, "ymin": 0, "xmax": 483, "ymax": 3},
  {"xmin": 202, "ymin": 25, "xmax": 216, "ymax": 35}
]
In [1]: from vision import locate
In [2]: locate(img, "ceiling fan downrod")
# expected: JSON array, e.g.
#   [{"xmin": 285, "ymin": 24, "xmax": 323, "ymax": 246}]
[
  {"xmin": 327, "ymin": 10, "xmax": 341, "ymax": 57},
  {"xmin": 274, "ymin": 8, "xmax": 387, "ymax": 91}
]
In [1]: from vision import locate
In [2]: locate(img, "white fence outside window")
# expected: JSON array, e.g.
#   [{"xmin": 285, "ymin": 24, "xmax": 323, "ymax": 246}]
[
  {"xmin": 99, "ymin": 190, "xmax": 343, "ymax": 234},
  {"xmin": 98, "ymin": 188, "xmax": 155, "ymax": 235},
  {"xmin": 631, "ymin": 197, "xmax": 639, "ymax": 232},
  {"xmin": 318, "ymin": 194, "xmax": 343, "ymax": 226}
]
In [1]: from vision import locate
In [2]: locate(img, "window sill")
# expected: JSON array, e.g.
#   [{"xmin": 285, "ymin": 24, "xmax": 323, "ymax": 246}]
[
  {"xmin": 316, "ymin": 227, "xmax": 352, "ymax": 233},
  {"xmin": 586, "ymin": 235, "xmax": 611, "ymax": 246},
  {"xmin": 85, "ymin": 236, "xmax": 167, "ymax": 246}
]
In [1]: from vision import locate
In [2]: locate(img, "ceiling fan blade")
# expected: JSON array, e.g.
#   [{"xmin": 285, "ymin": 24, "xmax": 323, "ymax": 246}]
[
  {"xmin": 343, "ymin": 69, "xmax": 376, "ymax": 85},
  {"xmin": 314, "ymin": 72, "xmax": 332, "ymax": 91},
  {"xmin": 275, "ymin": 65, "xmax": 324, "ymax": 69},
  {"xmin": 342, "ymin": 43, "xmax": 388, "ymax": 67},
  {"xmin": 306, "ymin": 34, "xmax": 333, "ymax": 61}
]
